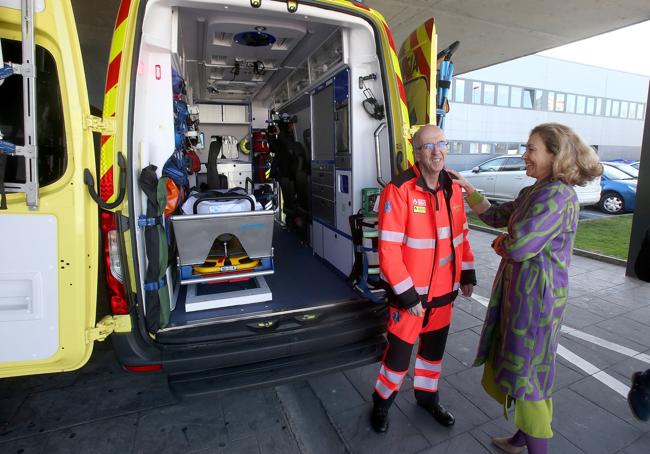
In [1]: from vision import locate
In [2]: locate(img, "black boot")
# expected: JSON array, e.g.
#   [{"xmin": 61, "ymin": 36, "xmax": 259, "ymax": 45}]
[
  {"xmin": 628, "ymin": 369, "xmax": 650, "ymax": 421},
  {"xmin": 416, "ymin": 391, "xmax": 455, "ymax": 426},
  {"xmin": 371, "ymin": 391, "xmax": 395, "ymax": 433}
]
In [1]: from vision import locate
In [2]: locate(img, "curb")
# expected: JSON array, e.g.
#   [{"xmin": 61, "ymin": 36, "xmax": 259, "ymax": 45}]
[{"xmin": 468, "ymin": 224, "xmax": 628, "ymax": 267}]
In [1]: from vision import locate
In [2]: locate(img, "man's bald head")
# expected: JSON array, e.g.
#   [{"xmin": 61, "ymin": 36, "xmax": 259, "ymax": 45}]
[
  {"xmin": 413, "ymin": 125, "xmax": 444, "ymax": 150},
  {"xmin": 413, "ymin": 125, "xmax": 447, "ymax": 176}
]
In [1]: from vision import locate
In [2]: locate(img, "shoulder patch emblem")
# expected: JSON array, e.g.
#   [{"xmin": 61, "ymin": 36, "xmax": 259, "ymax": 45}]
[
  {"xmin": 392, "ymin": 311, "xmax": 400, "ymax": 323},
  {"xmin": 384, "ymin": 201, "xmax": 392, "ymax": 213}
]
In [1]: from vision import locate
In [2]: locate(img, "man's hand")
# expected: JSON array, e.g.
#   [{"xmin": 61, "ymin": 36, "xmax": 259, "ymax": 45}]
[
  {"xmin": 460, "ymin": 284, "xmax": 474, "ymax": 297},
  {"xmin": 407, "ymin": 302, "xmax": 424, "ymax": 317}
]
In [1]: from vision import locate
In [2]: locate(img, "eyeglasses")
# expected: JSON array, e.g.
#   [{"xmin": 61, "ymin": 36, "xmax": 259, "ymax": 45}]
[{"xmin": 418, "ymin": 141, "xmax": 449, "ymax": 152}]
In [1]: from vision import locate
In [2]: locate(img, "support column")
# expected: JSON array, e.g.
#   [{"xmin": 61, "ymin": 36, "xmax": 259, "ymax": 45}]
[{"xmin": 626, "ymin": 81, "xmax": 650, "ymax": 277}]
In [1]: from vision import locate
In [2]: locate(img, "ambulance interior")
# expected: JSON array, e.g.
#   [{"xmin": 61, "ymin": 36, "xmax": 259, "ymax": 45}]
[{"xmin": 131, "ymin": 1, "xmax": 394, "ymax": 335}]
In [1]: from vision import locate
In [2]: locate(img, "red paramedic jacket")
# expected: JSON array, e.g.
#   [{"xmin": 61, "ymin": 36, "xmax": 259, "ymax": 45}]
[{"xmin": 378, "ymin": 165, "xmax": 477, "ymax": 309}]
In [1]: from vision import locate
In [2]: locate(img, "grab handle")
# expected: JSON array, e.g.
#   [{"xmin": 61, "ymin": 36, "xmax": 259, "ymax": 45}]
[{"xmin": 374, "ymin": 122, "xmax": 387, "ymax": 187}]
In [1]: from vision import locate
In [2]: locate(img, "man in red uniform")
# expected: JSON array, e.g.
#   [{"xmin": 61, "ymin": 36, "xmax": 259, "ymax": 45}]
[{"xmin": 371, "ymin": 124, "xmax": 476, "ymax": 433}]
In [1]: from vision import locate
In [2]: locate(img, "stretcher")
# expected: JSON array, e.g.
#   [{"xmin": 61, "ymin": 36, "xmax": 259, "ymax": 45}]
[{"xmin": 171, "ymin": 187, "xmax": 277, "ymax": 286}]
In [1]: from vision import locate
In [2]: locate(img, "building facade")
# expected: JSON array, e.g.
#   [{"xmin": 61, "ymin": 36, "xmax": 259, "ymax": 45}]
[{"xmin": 444, "ymin": 55, "xmax": 649, "ymax": 170}]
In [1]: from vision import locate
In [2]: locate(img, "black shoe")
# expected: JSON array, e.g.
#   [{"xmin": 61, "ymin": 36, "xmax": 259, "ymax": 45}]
[
  {"xmin": 628, "ymin": 371, "xmax": 650, "ymax": 421},
  {"xmin": 371, "ymin": 403, "xmax": 390, "ymax": 433},
  {"xmin": 418, "ymin": 402, "xmax": 455, "ymax": 426}
]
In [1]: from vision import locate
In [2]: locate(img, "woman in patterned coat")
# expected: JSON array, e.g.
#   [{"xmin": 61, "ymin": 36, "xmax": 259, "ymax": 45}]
[{"xmin": 448, "ymin": 123, "xmax": 602, "ymax": 454}]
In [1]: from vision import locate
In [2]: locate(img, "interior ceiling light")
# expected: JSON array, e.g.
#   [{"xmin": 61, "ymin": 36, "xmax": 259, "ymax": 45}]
[
  {"xmin": 255, "ymin": 26, "xmax": 266, "ymax": 32},
  {"xmin": 233, "ymin": 31, "xmax": 276, "ymax": 47}
]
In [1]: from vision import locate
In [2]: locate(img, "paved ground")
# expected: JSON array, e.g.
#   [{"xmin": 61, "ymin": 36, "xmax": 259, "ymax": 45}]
[
  {"xmin": 579, "ymin": 206, "xmax": 610, "ymax": 220},
  {"xmin": 1, "ymin": 229, "xmax": 649, "ymax": 453}
]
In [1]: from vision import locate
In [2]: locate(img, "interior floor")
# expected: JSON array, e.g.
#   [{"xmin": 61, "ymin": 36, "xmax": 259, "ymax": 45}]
[{"xmin": 165, "ymin": 223, "xmax": 361, "ymax": 328}]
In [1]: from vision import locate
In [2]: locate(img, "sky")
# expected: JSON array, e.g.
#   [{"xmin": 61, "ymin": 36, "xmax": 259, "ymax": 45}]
[{"xmin": 539, "ymin": 20, "xmax": 650, "ymax": 76}]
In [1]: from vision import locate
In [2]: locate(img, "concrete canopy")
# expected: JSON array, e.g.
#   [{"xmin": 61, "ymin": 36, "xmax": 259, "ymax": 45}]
[
  {"xmin": 71, "ymin": 0, "xmax": 650, "ymax": 107},
  {"xmin": 365, "ymin": 0, "xmax": 650, "ymax": 75}
]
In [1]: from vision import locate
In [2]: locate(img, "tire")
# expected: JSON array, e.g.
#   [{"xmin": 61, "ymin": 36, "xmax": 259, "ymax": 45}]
[{"xmin": 599, "ymin": 191, "xmax": 625, "ymax": 214}]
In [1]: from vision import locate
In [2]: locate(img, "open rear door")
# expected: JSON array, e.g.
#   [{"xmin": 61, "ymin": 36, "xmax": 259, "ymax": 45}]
[
  {"xmin": 0, "ymin": 0, "xmax": 117, "ymax": 378},
  {"xmin": 398, "ymin": 18, "xmax": 437, "ymax": 128}
]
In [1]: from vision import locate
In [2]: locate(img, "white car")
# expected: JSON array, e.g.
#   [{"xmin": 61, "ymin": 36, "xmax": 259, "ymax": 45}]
[{"xmin": 459, "ymin": 155, "xmax": 601, "ymax": 206}]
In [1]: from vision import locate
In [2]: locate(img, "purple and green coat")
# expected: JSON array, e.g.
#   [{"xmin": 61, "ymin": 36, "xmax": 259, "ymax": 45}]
[{"xmin": 471, "ymin": 180, "xmax": 579, "ymax": 401}]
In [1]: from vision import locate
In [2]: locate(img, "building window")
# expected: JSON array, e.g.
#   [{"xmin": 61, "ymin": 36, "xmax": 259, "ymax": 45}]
[
  {"xmin": 522, "ymin": 88, "xmax": 534, "ymax": 108},
  {"xmin": 595, "ymin": 98, "xmax": 602, "ymax": 115},
  {"xmin": 534, "ymin": 90, "xmax": 544, "ymax": 110},
  {"xmin": 576, "ymin": 95, "xmax": 586, "ymax": 114},
  {"xmin": 605, "ymin": 99, "xmax": 612, "ymax": 116},
  {"xmin": 547, "ymin": 92, "xmax": 555, "ymax": 111},
  {"xmin": 510, "ymin": 87, "xmax": 522, "ymax": 108},
  {"xmin": 620, "ymin": 101, "xmax": 628, "ymax": 118},
  {"xmin": 449, "ymin": 141, "xmax": 463, "ymax": 154},
  {"xmin": 481, "ymin": 143, "xmax": 492, "ymax": 154},
  {"xmin": 586, "ymin": 97, "xmax": 595, "ymax": 115},
  {"xmin": 611, "ymin": 100, "xmax": 620, "ymax": 117},
  {"xmin": 628, "ymin": 103, "xmax": 637, "ymax": 119},
  {"xmin": 471, "ymin": 81, "xmax": 482, "ymax": 104},
  {"xmin": 495, "ymin": 143, "xmax": 508, "ymax": 154},
  {"xmin": 497, "ymin": 85, "xmax": 509, "ymax": 106},
  {"xmin": 566, "ymin": 94, "xmax": 576, "ymax": 113},
  {"xmin": 638, "ymin": 104, "xmax": 645, "ymax": 120},
  {"xmin": 469, "ymin": 142, "xmax": 479, "ymax": 154},
  {"xmin": 555, "ymin": 93, "xmax": 566, "ymax": 112},
  {"xmin": 454, "ymin": 79, "xmax": 465, "ymax": 103},
  {"xmin": 484, "ymin": 83, "xmax": 495, "ymax": 104}
]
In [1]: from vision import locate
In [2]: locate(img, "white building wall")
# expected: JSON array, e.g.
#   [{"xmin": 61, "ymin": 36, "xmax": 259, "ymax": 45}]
[
  {"xmin": 461, "ymin": 55, "xmax": 648, "ymax": 101},
  {"xmin": 445, "ymin": 55, "xmax": 648, "ymax": 165},
  {"xmin": 445, "ymin": 103, "xmax": 645, "ymax": 148}
]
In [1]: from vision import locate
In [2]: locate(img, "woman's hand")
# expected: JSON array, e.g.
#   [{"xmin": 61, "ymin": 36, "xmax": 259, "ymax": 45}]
[
  {"xmin": 447, "ymin": 168, "xmax": 491, "ymax": 215},
  {"xmin": 492, "ymin": 234, "xmax": 507, "ymax": 257},
  {"xmin": 446, "ymin": 168, "xmax": 475, "ymax": 195}
]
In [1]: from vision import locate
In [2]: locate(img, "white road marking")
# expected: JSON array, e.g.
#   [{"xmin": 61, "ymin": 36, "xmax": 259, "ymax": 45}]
[
  {"xmin": 561, "ymin": 326, "xmax": 650, "ymax": 365},
  {"xmin": 556, "ymin": 345, "xmax": 630, "ymax": 398},
  {"xmin": 470, "ymin": 293, "xmax": 490, "ymax": 307},
  {"xmin": 467, "ymin": 293, "xmax": 633, "ymax": 398}
]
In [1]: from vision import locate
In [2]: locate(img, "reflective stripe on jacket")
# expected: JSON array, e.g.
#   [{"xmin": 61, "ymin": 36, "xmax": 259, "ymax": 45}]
[{"xmin": 378, "ymin": 165, "xmax": 476, "ymax": 309}]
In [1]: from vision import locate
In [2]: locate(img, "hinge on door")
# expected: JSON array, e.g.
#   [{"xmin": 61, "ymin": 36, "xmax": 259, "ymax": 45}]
[
  {"xmin": 286, "ymin": 0, "xmax": 298, "ymax": 13},
  {"xmin": 86, "ymin": 315, "xmax": 131, "ymax": 343},
  {"xmin": 84, "ymin": 115, "xmax": 116, "ymax": 135}
]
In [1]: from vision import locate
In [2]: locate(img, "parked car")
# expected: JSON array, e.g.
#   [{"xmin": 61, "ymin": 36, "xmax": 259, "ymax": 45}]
[
  {"xmin": 604, "ymin": 161, "xmax": 639, "ymax": 178},
  {"xmin": 598, "ymin": 163, "xmax": 637, "ymax": 214},
  {"xmin": 458, "ymin": 155, "xmax": 601, "ymax": 205},
  {"xmin": 631, "ymin": 161, "xmax": 640, "ymax": 171}
]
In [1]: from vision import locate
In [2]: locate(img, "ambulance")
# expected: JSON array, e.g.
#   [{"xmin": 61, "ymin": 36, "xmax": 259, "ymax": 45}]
[{"xmin": 0, "ymin": 0, "xmax": 454, "ymax": 395}]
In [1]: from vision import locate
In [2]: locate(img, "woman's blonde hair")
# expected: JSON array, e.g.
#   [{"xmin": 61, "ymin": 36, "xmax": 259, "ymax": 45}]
[{"xmin": 530, "ymin": 123, "xmax": 603, "ymax": 186}]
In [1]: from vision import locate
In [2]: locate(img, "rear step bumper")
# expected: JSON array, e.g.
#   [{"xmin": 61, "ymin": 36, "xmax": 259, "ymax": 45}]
[
  {"xmin": 168, "ymin": 335, "xmax": 386, "ymax": 397},
  {"xmin": 160, "ymin": 303, "xmax": 387, "ymax": 374}
]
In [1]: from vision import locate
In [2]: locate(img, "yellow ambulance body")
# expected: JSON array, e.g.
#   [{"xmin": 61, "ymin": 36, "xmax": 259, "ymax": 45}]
[{"xmin": 0, "ymin": 0, "xmax": 440, "ymax": 387}]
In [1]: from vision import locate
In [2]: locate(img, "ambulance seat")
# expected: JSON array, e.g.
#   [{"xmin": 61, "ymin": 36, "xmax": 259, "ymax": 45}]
[{"xmin": 207, "ymin": 136, "xmax": 228, "ymax": 190}]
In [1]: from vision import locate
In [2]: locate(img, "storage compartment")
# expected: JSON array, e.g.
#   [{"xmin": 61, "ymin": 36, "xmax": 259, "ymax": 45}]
[{"xmin": 131, "ymin": 0, "xmax": 391, "ymax": 336}]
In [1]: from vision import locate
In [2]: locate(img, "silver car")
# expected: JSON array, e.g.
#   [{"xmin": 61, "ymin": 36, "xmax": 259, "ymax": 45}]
[{"xmin": 459, "ymin": 155, "xmax": 601, "ymax": 206}]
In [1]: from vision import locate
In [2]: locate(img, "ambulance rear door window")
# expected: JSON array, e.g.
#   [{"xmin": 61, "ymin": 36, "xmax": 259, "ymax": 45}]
[{"xmin": 0, "ymin": 38, "xmax": 67, "ymax": 186}]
